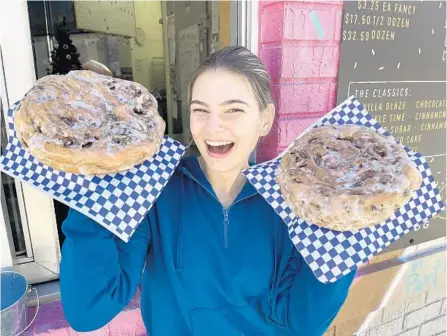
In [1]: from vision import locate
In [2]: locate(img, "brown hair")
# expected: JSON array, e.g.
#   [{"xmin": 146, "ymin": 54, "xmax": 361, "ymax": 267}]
[{"xmin": 187, "ymin": 46, "xmax": 275, "ymax": 111}]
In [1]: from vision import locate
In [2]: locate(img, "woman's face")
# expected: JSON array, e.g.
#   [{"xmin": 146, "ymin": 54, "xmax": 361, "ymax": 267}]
[{"xmin": 190, "ymin": 69, "xmax": 273, "ymax": 173}]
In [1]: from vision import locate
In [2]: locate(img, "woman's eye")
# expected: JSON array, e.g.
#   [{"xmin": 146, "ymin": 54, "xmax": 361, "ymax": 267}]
[
  {"xmin": 192, "ymin": 108, "xmax": 209, "ymax": 113},
  {"xmin": 227, "ymin": 108, "xmax": 244, "ymax": 113}
]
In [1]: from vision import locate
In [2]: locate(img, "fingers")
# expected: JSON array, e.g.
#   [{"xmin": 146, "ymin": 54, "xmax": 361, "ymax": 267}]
[{"xmin": 82, "ymin": 60, "xmax": 113, "ymax": 77}]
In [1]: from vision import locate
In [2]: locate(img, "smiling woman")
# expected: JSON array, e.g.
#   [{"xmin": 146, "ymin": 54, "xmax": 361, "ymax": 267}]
[
  {"xmin": 60, "ymin": 46, "xmax": 356, "ymax": 336},
  {"xmin": 190, "ymin": 97, "xmax": 250, "ymax": 158},
  {"xmin": 189, "ymin": 46, "xmax": 275, "ymax": 176}
]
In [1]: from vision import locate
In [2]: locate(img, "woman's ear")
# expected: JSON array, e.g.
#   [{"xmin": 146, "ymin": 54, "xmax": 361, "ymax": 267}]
[{"xmin": 260, "ymin": 103, "xmax": 275, "ymax": 136}]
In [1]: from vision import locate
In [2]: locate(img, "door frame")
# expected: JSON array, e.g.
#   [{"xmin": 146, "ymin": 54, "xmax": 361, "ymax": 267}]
[{"xmin": 234, "ymin": 0, "xmax": 259, "ymax": 55}]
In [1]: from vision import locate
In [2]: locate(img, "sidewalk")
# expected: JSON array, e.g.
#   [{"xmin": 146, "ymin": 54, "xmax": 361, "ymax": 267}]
[{"xmin": 23, "ymin": 292, "xmax": 144, "ymax": 336}]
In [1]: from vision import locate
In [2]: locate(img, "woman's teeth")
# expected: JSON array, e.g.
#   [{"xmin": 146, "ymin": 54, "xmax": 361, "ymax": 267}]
[
  {"xmin": 205, "ymin": 140, "xmax": 233, "ymax": 147},
  {"xmin": 205, "ymin": 140, "xmax": 235, "ymax": 157}
]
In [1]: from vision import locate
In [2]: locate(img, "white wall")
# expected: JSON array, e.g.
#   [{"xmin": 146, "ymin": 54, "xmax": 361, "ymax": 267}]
[{"xmin": 0, "ymin": 0, "xmax": 36, "ymax": 103}]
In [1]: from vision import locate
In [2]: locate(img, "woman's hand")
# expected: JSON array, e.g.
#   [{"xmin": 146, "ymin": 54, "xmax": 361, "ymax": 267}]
[{"xmin": 81, "ymin": 60, "xmax": 113, "ymax": 76}]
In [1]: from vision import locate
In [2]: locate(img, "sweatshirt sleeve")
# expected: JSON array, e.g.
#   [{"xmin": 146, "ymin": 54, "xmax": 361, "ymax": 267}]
[
  {"xmin": 269, "ymin": 248, "xmax": 355, "ymax": 336},
  {"xmin": 60, "ymin": 208, "xmax": 152, "ymax": 332}
]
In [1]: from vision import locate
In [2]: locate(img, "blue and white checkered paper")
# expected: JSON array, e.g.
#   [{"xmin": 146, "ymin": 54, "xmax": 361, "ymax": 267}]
[
  {"xmin": 0, "ymin": 101, "xmax": 186, "ymax": 242},
  {"xmin": 243, "ymin": 96, "xmax": 446, "ymax": 284}
]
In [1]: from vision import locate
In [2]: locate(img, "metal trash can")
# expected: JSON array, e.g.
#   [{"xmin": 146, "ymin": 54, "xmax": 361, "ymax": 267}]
[{"xmin": 1, "ymin": 271, "xmax": 39, "ymax": 336}]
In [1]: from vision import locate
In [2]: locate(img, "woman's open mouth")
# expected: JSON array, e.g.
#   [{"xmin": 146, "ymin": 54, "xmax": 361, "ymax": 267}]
[{"xmin": 205, "ymin": 140, "xmax": 235, "ymax": 158}]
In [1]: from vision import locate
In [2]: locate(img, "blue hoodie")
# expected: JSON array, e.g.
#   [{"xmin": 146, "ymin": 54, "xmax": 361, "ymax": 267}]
[{"xmin": 60, "ymin": 156, "xmax": 355, "ymax": 335}]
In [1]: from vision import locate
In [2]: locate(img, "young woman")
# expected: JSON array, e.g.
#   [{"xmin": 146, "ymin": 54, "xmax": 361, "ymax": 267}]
[{"xmin": 60, "ymin": 46, "xmax": 355, "ymax": 335}]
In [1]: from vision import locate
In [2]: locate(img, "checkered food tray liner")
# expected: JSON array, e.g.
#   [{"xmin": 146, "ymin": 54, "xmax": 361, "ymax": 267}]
[
  {"xmin": 0, "ymin": 101, "xmax": 186, "ymax": 242},
  {"xmin": 242, "ymin": 96, "xmax": 445, "ymax": 283}
]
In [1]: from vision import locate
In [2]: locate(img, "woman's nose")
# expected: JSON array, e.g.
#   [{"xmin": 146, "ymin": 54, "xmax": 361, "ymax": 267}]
[{"xmin": 205, "ymin": 114, "xmax": 225, "ymax": 132}]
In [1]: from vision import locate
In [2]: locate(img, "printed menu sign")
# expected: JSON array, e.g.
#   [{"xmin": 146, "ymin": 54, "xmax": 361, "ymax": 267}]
[{"xmin": 337, "ymin": 1, "xmax": 446, "ymax": 250}]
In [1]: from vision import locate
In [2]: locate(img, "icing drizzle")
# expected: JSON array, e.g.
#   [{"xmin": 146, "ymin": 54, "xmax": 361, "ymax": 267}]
[
  {"xmin": 22, "ymin": 70, "xmax": 160, "ymax": 153},
  {"xmin": 285, "ymin": 125, "xmax": 410, "ymax": 195}
]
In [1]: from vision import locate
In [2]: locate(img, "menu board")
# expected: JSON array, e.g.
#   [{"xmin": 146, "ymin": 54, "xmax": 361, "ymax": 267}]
[{"xmin": 337, "ymin": 1, "xmax": 446, "ymax": 251}]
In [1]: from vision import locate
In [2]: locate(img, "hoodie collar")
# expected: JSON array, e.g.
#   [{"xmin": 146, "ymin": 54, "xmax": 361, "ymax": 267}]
[{"xmin": 177, "ymin": 155, "xmax": 259, "ymax": 204}]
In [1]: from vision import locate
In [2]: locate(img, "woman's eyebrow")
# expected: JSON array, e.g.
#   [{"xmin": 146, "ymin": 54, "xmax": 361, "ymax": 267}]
[
  {"xmin": 190, "ymin": 100, "xmax": 209, "ymax": 107},
  {"xmin": 190, "ymin": 99, "xmax": 250, "ymax": 107},
  {"xmin": 221, "ymin": 99, "xmax": 249, "ymax": 106}
]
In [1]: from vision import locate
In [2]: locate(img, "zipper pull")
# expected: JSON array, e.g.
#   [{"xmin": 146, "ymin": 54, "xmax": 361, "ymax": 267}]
[
  {"xmin": 223, "ymin": 210, "xmax": 229, "ymax": 222},
  {"xmin": 223, "ymin": 210, "xmax": 229, "ymax": 248}
]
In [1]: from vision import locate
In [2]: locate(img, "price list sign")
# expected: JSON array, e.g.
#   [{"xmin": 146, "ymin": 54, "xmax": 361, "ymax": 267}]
[{"xmin": 337, "ymin": 1, "xmax": 446, "ymax": 250}]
